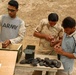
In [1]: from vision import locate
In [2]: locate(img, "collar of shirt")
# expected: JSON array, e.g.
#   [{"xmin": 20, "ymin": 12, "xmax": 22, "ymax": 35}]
[
  {"xmin": 47, "ymin": 22, "xmax": 57, "ymax": 28},
  {"xmin": 65, "ymin": 31, "xmax": 76, "ymax": 37}
]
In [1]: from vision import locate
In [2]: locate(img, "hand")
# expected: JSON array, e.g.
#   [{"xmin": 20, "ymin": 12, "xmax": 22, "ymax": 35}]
[
  {"xmin": 45, "ymin": 35, "xmax": 54, "ymax": 42},
  {"xmin": 54, "ymin": 43, "xmax": 61, "ymax": 47},
  {"xmin": 50, "ymin": 38, "xmax": 56, "ymax": 46},
  {"xmin": 54, "ymin": 45, "xmax": 63, "ymax": 55},
  {"xmin": 2, "ymin": 40, "xmax": 11, "ymax": 48}
]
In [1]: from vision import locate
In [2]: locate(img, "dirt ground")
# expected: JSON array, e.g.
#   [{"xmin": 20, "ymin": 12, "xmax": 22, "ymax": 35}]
[{"xmin": 0, "ymin": 0, "xmax": 76, "ymax": 75}]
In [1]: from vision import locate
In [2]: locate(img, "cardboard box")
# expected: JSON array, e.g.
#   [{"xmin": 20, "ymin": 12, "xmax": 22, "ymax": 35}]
[{"xmin": 0, "ymin": 43, "xmax": 23, "ymax": 63}]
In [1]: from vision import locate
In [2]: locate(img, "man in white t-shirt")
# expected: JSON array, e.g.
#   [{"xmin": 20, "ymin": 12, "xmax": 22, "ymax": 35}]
[{"xmin": 0, "ymin": 0, "xmax": 26, "ymax": 48}]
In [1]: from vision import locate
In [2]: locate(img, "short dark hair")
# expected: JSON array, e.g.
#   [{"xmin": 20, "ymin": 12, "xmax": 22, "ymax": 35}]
[
  {"xmin": 48, "ymin": 13, "xmax": 59, "ymax": 21},
  {"xmin": 8, "ymin": 0, "xmax": 19, "ymax": 9},
  {"xmin": 62, "ymin": 17, "xmax": 76, "ymax": 28}
]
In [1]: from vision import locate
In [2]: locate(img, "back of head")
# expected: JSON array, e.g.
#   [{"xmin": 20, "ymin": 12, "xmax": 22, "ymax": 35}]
[
  {"xmin": 62, "ymin": 17, "xmax": 76, "ymax": 28},
  {"xmin": 48, "ymin": 13, "xmax": 59, "ymax": 22},
  {"xmin": 8, "ymin": 0, "xmax": 19, "ymax": 9}
]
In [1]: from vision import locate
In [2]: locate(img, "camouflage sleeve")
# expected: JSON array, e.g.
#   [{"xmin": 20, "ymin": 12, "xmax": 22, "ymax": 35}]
[
  {"xmin": 58, "ymin": 27, "xmax": 64, "ymax": 38},
  {"xmin": 34, "ymin": 19, "xmax": 47, "ymax": 32}
]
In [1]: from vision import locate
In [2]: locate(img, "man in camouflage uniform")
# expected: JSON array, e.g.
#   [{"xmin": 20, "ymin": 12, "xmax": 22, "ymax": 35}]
[{"xmin": 33, "ymin": 13, "xmax": 64, "ymax": 75}]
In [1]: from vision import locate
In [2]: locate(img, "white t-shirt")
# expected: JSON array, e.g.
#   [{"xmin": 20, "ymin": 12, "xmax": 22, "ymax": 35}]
[{"xmin": 0, "ymin": 14, "xmax": 26, "ymax": 43}]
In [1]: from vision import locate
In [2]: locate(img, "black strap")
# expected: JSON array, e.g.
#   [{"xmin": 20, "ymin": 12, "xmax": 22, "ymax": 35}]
[{"xmin": 72, "ymin": 36, "xmax": 76, "ymax": 52}]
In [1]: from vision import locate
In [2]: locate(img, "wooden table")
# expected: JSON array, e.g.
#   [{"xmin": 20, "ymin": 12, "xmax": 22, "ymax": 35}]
[
  {"xmin": 0, "ymin": 50, "xmax": 17, "ymax": 75},
  {"xmin": 16, "ymin": 53, "xmax": 64, "ymax": 75},
  {"xmin": 0, "ymin": 44, "xmax": 23, "ymax": 75}
]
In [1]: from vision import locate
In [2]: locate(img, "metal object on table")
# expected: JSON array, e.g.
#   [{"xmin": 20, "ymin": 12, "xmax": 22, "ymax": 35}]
[{"xmin": 24, "ymin": 45, "xmax": 36, "ymax": 60}]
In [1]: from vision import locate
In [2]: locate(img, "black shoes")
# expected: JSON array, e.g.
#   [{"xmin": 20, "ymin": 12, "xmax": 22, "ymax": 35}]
[
  {"xmin": 20, "ymin": 57, "xmax": 61, "ymax": 68},
  {"xmin": 20, "ymin": 58, "xmax": 34, "ymax": 64}
]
